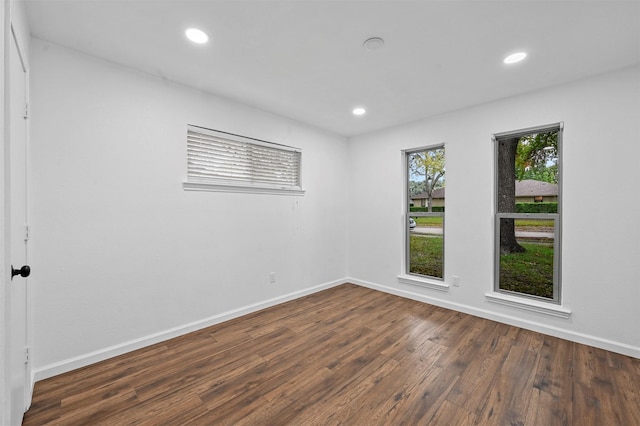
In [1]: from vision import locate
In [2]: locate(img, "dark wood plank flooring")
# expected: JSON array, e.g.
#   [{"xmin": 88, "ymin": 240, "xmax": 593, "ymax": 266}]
[{"xmin": 23, "ymin": 284, "xmax": 640, "ymax": 425}]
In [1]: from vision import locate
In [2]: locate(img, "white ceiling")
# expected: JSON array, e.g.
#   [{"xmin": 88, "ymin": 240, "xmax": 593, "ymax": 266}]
[{"xmin": 24, "ymin": 1, "xmax": 640, "ymax": 137}]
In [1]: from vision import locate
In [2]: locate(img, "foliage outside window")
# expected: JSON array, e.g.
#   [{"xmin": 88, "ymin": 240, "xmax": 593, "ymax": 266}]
[
  {"xmin": 407, "ymin": 146, "xmax": 445, "ymax": 279},
  {"xmin": 495, "ymin": 124, "xmax": 562, "ymax": 303}
]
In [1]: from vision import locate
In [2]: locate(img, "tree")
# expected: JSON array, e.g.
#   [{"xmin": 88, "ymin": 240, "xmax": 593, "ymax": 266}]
[
  {"xmin": 409, "ymin": 148, "xmax": 445, "ymax": 212},
  {"xmin": 516, "ymin": 132, "xmax": 558, "ymax": 183},
  {"xmin": 498, "ymin": 137, "xmax": 525, "ymax": 254},
  {"xmin": 518, "ymin": 165, "xmax": 558, "ymax": 183},
  {"xmin": 408, "ymin": 180, "xmax": 426, "ymax": 197},
  {"xmin": 498, "ymin": 131, "xmax": 558, "ymax": 254}
]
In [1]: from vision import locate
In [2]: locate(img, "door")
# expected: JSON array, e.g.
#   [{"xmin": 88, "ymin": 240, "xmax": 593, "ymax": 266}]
[{"xmin": 8, "ymin": 25, "xmax": 29, "ymax": 424}]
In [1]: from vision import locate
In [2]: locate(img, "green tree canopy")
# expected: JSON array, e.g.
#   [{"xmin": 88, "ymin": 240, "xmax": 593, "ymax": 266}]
[
  {"xmin": 516, "ymin": 132, "xmax": 558, "ymax": 184},
  {"xmin": 408, "ymin": 180, "xmax": 426, "ymax": 197}
]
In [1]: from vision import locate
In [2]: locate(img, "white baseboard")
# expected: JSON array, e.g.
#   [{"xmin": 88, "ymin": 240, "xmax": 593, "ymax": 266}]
[
  {"xmin": 348, "ymin": 277, "xmax": 640, "ymax": 359},
  {"xmin": 33, "ymin": 278, "xmax": 346, "ymax": 382}
]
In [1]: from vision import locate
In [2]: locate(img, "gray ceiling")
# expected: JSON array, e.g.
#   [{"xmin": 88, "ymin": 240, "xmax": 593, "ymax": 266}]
[{"xmin": 24, "ymin": 1, "xmax": 640, "ymax": 137}]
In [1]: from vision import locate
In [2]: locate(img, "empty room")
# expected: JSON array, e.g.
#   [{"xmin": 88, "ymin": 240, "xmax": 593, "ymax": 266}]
[{"xmin": 2, "ymin": 1, "xmax": 639, "ymax": 425}]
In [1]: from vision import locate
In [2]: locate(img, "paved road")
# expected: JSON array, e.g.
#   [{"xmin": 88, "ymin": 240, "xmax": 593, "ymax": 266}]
[
  {"xmin": 412, "ymin": 227, "xmax": 443, "ymax": 235},
  {"xmin": 411, "ymin": 227, "xmax": 554, "ymax": 239}
]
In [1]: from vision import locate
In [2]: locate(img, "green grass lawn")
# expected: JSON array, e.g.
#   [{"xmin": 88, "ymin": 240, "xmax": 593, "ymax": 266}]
[
  {"xmin": 499, "ymin": 242, "xmax": 554, "ymax": 299},
  {"xmin": 410, "ymin": 236, "xmax": 554, "ymax": 299},
  {"xmin": 409, "ymin": 235, "xmax": 443, "ymax": 278},
  {"xmin": 514, "ymin": 219, "xmax": 554, "ymax": 227},
  {"xmin": 413, "ymin": 217, "xmax": 443, "ymax": 227}
]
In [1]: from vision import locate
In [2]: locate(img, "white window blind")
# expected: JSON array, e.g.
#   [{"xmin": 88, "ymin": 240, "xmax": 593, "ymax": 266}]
[{"xmin": 185, "ymin": 125, "xmax": 303, "ymax": 195}]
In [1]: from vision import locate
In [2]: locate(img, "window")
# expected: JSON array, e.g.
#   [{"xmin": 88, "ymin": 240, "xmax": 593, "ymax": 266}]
[
  {"xmin": 183, "ymin": 125, "xmax": 304, "ymax": 195},
  {"xmin": 406, "ymin": 146, "xmax": 445, "ymax": 280},
  {"xmin": 494, "ymin": 123, "xmax": 562, "ymax": 303}
]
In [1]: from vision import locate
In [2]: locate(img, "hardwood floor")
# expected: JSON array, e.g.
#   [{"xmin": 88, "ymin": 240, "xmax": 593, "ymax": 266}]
[{"xmin": 23, "ymin": 284, "xmax": 640, "ymax": 425}]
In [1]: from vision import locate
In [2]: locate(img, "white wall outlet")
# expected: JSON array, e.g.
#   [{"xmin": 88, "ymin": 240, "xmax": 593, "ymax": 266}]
[
  {"xmin": 452, "ymin": 275, "xmax": 460, "ymax": 287},
  {"xmin": 269, "ymin": 272, "xmax": 276, "ymax": 284}
]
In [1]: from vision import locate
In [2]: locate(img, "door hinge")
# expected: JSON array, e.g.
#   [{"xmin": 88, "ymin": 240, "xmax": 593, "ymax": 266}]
[
  {"xmin": 24, "ymin": 346, "xmax": 30, "ymax": 364},
  {"xmin": 24, "ymin": 103, "xmax": 30, "ymax": 119},
  {"xmin": 25, "ymin": 224, "xmax": 30, "ymax": 242}
]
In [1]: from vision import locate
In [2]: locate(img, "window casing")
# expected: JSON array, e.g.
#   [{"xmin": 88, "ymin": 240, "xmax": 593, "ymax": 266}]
[
  {"xmin": 494, "ymin": 123, "xmax": 562, "ymax": 304},
  {"xmin": 184, "ymin": 125, "xmax": 303, "ymax": 195}
]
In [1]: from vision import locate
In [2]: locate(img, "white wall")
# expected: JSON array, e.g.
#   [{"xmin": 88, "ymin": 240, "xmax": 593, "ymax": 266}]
[
  {"xmin": 348, "ymin": 66, "xmax": 640, "ymax": 357},
  {"xmin": 29, "ymin": 39, "xmax": 349, "ymax": 378}
]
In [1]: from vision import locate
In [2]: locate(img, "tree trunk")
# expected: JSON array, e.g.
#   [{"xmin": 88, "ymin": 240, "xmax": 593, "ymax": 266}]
[{"xmin": 497, "ymin": 137, "xmax": 525, "ymax": 254}]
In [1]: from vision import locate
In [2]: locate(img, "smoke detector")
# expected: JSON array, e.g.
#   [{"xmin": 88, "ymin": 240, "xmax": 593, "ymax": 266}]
[{"xmin": 363, "ymin": 37, "xmax": 384, "ymax": 51}]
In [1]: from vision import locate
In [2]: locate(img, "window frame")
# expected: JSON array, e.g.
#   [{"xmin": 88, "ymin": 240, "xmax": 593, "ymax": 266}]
[
  {"xmin": 492, "ymin": 123, "xmax": 563, "ymax": 304},
  {"xmin": 403, "ymin": 144, "xmax": 446, "ymax": 284},
  {"xmin": 183, "ymin": 125, "xmax": 304, "ymax": 196}
]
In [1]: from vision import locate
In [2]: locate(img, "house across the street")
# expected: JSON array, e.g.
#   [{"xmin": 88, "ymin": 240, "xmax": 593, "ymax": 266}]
[
  {"xmin": 410, "ymin": 179, "xmax": 557, "ymax": 207},
  {"xmin": 513, "ymin": 179, "xmax": 558, "ymax": 203},
  {"xmin": 410, "ymin": 187, "xmax": 445, "ymax": 208}
]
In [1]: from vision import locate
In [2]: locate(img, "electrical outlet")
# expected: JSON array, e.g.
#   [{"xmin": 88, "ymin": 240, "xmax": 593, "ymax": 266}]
[
  {"xmin": 452, "ymin": 275, "xmax": 460, "ymax": 287},
  {"xmin": 269, "ymin": 272, "xmax": 276, "ymax": 284}
]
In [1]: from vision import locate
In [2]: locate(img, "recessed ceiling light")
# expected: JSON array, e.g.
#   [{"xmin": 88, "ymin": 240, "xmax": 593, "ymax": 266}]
[
  {"xmin": 185, "ymin": 28, "xmax": 209, "ymax": 44},
  {"xmin": 353, "ymin": 107, "xmax": 366, "ymax": 116},
  {"xmin": 363, "ymin": 37, "xmax": 384, "ymax": 51},
  {"xmin": 504, "ymin": 52, "xmax": 527, "ymax": 64}
]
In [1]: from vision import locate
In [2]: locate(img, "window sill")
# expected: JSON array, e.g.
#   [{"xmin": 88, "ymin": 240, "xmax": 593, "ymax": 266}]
[
  {"xmin": 183, "ymin": 181, "xmax": 305, "ymax": 196},
  {"xmin": 397, "ymin": 275, "xmax": 449, "ymax": 292},
  {"xmin": 485, "ymin": 292, "xmax": 571, "ymax": 319}
]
